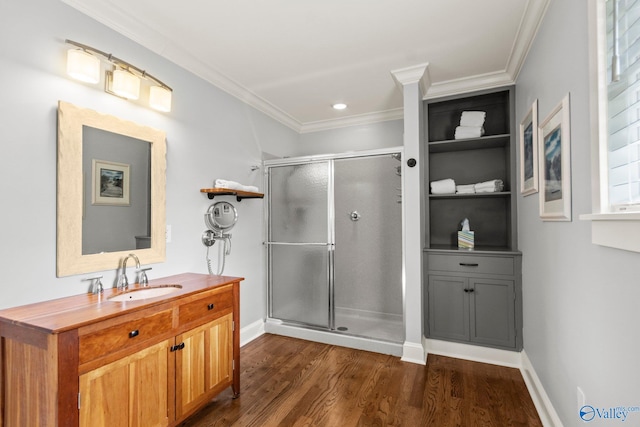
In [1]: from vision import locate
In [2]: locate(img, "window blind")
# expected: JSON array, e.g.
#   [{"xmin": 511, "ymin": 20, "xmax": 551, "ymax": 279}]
[{"xmin": 607, "ymin": 0, "xmax": 640, "ymax": 209}]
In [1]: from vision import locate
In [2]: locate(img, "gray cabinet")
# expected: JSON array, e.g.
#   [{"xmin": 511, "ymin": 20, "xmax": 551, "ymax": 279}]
[
  {"xmin": 426, "ymin": 252, "xmax": 522, "ymax": 350},
  {"xmin": 422, "ymin": 87, "xmax": 522, "ymax": 352}
]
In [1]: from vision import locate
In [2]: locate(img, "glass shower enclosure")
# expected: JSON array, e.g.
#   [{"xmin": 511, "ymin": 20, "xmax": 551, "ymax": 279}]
[{"xmin": 265, "ymin": 150, "xmax": 403, "ymax": 344}]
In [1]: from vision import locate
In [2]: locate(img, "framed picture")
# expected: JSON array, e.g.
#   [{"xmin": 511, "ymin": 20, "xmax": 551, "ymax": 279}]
[
  {"xmin": 519, "ymin": 99, "xmax": 538, "ymax": 196},
  {"xmin": 538, "ymin": 94, "xmax": 571, "ymax": 221},
  {"xmin": 92, "ymin": 159, "xmax": 130, "ymax": 206}
]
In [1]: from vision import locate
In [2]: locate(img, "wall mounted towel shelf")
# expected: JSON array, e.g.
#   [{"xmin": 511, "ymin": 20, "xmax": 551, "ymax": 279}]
[{"xmin": 200, "ymin": 188, "xmax": 264, "ymax": 201}]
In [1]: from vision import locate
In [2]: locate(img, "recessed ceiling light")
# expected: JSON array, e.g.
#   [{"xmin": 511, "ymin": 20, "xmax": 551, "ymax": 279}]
[{"xmin": 332, "ymin": 103, "xmax": 347, "ymax": 110}]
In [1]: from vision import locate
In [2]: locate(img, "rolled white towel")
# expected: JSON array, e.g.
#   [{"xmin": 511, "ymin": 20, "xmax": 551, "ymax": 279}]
[
  {"xmin": 460, "ymin": 111, "xmax": 486, "ymax": 127},
  {"xmin": 214, "ymin": 179, "xmax": 259, "ymax": 193},
  {"xmin": 456, "ymin": 184, "xmax": 476, "ymax": 194},
  {"xmin": 454, "ymin": 126, "xmax": 485, "ymax": 140},
  {"xmin": 430, "ymin": 178, "xmax": 456, "ymax": 194}
]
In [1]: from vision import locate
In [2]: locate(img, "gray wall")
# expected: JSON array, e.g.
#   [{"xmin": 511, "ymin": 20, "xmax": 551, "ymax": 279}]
[
  {"xmin": 0, "ymin": 0, "xmax": 299, "ymax": 334},
  {"xmin": 296, "ymin": 119, "xmax": 403, "ymax": 156},
  {"xmin": 516, "ymin": 0, "xmax": 640, "ymax": 425}
]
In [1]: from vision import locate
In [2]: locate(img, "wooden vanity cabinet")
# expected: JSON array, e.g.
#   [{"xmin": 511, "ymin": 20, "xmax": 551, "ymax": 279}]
[{"xmin": 0, "ymin": 273, "xmax": 242, "ymax": 427}]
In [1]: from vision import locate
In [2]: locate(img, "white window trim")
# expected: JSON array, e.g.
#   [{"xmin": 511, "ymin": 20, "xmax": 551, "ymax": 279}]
[{"xmin": 580, "ymin": 0, "xmax": 640, "ymax": 252}]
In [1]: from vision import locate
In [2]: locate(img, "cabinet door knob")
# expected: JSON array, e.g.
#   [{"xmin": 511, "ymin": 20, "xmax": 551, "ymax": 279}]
[
  {"xmin": 459, "ymin": 263, "xmax": 479, "ymax": 267},
  {"xmin": 208, "ymin": 303, "xmax": 215, "ymax": 310},
  {"xmin": 129, "ymin": 330, "xmax": 139, "ymax": 338}
]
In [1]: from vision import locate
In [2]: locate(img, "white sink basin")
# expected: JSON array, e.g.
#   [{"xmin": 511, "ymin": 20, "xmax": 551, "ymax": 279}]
[{"xmin": 108, "ymin": 284, "xmax": 182, "ymax": 302}]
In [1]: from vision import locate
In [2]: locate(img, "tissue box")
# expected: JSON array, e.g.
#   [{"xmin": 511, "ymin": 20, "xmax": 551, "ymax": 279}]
[{"xmin": 458, "ymin": 230, "xmax": 475, "ymax": 249}]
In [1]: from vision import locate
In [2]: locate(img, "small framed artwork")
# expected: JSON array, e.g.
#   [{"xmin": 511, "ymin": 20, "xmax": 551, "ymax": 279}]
[
  {"xmin": 538, "ymin": 94, "xmax": 571, "ymax": 221},
  {"xmin": 520, "ymin": 99, "xmax": 538, "ymax": 196},
  {"xmin": 92, "ymin": 159, "xmax": 130, "ymax": 206}
]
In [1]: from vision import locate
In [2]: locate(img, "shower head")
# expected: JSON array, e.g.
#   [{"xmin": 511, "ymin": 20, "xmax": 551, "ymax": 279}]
[{"xmin": 391, "ymin": 153, "xmax": 401, "ymax": 161}]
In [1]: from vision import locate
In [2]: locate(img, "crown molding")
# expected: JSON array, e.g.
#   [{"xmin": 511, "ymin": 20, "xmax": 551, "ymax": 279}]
[
  {"xmin": 506, "ymin": 0, "xmax": 551, "ymax": 80},
  {"xmin": 299, "ymin": 108, "xmax": 404, "ymax": 134},
  {"xmin": 390, "ymin": 63, "xmax": 431, "ymax": 96},
  {"xmin": 424, "ymin": 70, "xmax": 515, "ymax": 100}
]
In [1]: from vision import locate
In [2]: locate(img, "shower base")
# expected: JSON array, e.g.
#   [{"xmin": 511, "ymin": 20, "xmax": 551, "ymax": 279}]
[
  {"xmin": 333, "ymin": 307, "xmax": 403, "ymax": 343},
  {"xmin": 265, "ymin": 309, "xmax": 404, "ymax": 356}
]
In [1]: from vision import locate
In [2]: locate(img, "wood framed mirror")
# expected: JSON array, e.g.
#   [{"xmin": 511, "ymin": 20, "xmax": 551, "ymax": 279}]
[{"xmin": 57, "ymin": 101, "xmax": 166, "ymax": 277}]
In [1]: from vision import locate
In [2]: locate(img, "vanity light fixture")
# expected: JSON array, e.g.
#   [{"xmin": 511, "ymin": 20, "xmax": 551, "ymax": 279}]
[
  {"xmin": 149, "ymin": 85, "xmax": 173, "ymax": 113},
  {"xmin": 66, "ymin": 49, "xmax": 100, "ymax": 84},
  {"xmin": 65, "ymin": 39, "xmax": 173, "ymax": 112},
  {"xmin": 332, "ymin": 103, "xmax": 347, "ymax": 110},
  {"xmin": 108, "ymin": 68, "xmax": 141, "ymax": 100}
]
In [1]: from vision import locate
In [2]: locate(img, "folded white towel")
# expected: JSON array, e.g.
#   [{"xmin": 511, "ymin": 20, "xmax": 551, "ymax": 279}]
[
  {"xmin": 214, "ymin": 179, "xmax": 259, "ymax": 193},
  {"xmin": 430, "ymin": 178, "xmax": 456, "ymax": 194},
  {"xmin": 460, "ymin": 111, "xmax": 486, "ymax": 127},
  {"xmin": 456, "ymin": 184, "xmax": 476, "ymax": 194},
  {"xmin": 454, "ymin": 126, "xmax": 485, "ymax": 140},
  {"xmin": 475, "ymin": 179, "xmax": 504, "ymax": 193}
]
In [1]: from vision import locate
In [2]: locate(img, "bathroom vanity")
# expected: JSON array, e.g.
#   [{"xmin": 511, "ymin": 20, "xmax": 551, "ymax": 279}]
[{"xmin": 0, "ymin": 273, "xmax": 242, "ymax": 427}]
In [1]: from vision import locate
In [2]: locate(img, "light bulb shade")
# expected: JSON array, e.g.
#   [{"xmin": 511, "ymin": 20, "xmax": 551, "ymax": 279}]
[
  {"xmin": 67, "ymin": 49, "xmax": 100, "ymax": 84},
  {"xmin": 149, "ymin": 86, "xmax": 172, "ymax": 112},
  {"xmin": 110, "ymin": 69, "xmax": 140, "ymax": 100}
]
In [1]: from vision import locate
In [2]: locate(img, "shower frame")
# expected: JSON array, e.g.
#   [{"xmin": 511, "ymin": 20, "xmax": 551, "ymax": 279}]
[{"xmin": 263, "ymin": 147, "xmax": 405, "ymax": 345}]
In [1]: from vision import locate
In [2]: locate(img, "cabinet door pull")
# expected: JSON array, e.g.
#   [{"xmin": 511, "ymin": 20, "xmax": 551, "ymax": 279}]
[
  {"xmin": 207, "ymin": 303, "xmax": 215, "ymax": 310},
  {"xmin": 129, "ymin": 330, "xmax": 139, "ymax": 338},
  {"xmin": 459, "ymin": 262, "xmax": 479, "ymax": 267},
  {"xmin": 170, "ymin": 342, "xmax": 186, "ymax": 352}
]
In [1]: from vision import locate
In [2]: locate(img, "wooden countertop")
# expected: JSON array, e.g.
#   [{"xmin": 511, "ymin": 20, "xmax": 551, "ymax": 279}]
[{"xmin": 0, "ymin": 273, "xmax": 244, "ymax": 335}]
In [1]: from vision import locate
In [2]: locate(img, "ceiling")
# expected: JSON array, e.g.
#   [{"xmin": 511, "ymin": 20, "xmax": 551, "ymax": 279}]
[{"xmin": 62, "ymin": 0, "xmax": 549, "ymax": 133}]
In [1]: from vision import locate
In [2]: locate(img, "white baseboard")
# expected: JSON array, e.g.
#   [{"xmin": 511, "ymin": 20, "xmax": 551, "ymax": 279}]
[
  {"xmin": 401, "ymin": 341, "xmax": 427, "ymax": 365},
  {"xmin": 520, "ymin": 351, "xmax": 564, "ymax": 427},
  {"xmin": 425, "ymin": 338, "xmax": 522, "ymax": 368},
  {"xmin": 240, "ymin": 318, "xmax": 265, "ymax": 347}
]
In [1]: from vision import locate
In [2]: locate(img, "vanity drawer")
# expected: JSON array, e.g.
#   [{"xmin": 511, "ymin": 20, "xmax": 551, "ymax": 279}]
[
  {"xmin": 79, "ymin": 308, "xmax": 173, "ymax": 365},
  {"xmin": 428, "ymin": 254, "xmax": 514, "ymax": 276},
  {"xmin": 178, "ymin": 286, "xmax": 233, "ymax": 327}
]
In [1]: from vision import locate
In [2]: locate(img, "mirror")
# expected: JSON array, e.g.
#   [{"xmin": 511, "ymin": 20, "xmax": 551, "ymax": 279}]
[
  {"xmin": 82, "ymin": 127, "xmax": 151, "ymax": 254},
  {"xmin": 205, "ymin": 201, "xmax": 238, "ymax": 232},
  {"xmin": 57, "ymin": 101, "xmax": 166, "ymax": 277}
]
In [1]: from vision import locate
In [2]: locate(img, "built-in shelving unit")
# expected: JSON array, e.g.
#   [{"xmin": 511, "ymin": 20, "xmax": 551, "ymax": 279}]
[
  {"xmin": 200, "ymin": 188, "xmax": 264, "ymax": 201},
  {"xmin": 424, "ymin": 88, "xmax": 517, "ymax": 251},
  {"xmin": 423, "ymin": 87, "xmax": 522, "ymax": 352}
]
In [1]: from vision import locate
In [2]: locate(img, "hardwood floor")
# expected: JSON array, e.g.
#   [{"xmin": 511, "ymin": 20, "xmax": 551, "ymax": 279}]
[{"xmin": 181, "ymin": 334, "xmax": 542, "ymax": 427}]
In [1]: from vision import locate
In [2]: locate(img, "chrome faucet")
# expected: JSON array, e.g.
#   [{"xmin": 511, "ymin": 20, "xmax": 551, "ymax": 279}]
[
  {"xmin": 139, "ymin": 267, "xmax": 152, "ymax": 287},
  {"xmin": 83, "ymin": 275, "xmax": 104, "ymax": 294},
  {"xmin": 118, "ymin": 253, "xmax": 140, "ymax": 291}
]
